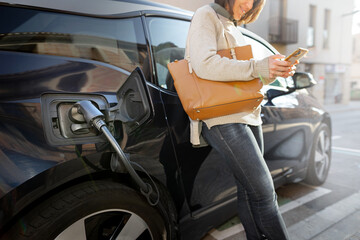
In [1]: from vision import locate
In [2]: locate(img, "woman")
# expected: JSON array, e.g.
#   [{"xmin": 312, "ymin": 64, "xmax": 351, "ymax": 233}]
[{"xmin": 186, "ymin": 0, "xmax": 295, "ymax": 239}]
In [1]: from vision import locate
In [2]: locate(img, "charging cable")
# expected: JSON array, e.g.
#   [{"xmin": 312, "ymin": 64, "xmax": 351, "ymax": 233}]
[{"xmin": 72, "ymin": 100, "xmax": 159, "ymax": 206}]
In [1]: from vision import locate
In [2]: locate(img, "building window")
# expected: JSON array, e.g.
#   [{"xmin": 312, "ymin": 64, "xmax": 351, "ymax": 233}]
[
  {"xmin": 354, "ymin": 38, "xmax": 356, "ymax": 55},
  {"xmin": 323, "ymin": 9, "xmax": 331, "ymax": 49},
  {"xmin": 307, "ymin": 5, "xmax": 316, "ymax": 47},
  {"xmin": 353, "ymin": 37, "xmax": 360, "ymax": 62}
]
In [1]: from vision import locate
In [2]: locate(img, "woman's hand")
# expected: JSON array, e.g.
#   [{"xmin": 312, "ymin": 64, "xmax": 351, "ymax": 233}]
[{"xmin": 268, "ymin": 54, "xmax": 298, "ymax": 79}]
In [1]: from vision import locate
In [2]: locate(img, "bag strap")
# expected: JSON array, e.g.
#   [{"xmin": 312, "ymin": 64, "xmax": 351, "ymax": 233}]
[
  {"xmin": 185, "ymin": 7, "xmax": 237, "ymax": 74},
  {"xmin": 185, "ymin": 27, "xmax": 193, "ymax": 74},
  {"xmin": 214, "ymin": 13, "xmax": 237, "ymax": 60}
]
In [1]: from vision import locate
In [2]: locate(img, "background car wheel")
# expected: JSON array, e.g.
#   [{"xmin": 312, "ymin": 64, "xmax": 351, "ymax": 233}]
[
  {"xmin": 6, "ymin": 181, "xmax": 169, "ymax": 240},
  {"xmin": 305, "ymin": 123, "xmax": 331, "ymax": 185}
]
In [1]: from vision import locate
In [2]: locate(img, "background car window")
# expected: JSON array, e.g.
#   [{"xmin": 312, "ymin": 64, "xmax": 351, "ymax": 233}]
[
  {"xmin": 245, "ymin": 36, "xmax": 288, "ymax": 88},
  {"xmin": 147, "ymin": 17, "xmax": 190, "ymax": 90},
  {"xmin": 0, "ymin": 6, "xmax": 148, "ymax": 73}
]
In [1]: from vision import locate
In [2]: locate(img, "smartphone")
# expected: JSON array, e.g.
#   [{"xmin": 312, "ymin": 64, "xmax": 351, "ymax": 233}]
[{"xmin": 284, "ymin": 47, "xmax": 309, "ymax": 64}]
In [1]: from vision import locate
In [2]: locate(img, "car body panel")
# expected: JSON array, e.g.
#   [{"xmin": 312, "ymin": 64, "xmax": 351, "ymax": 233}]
[
  {"xmin": 0, "ymin": 49, "xmax": 186, "ymax": 230},
  {"xmin": 0, "ymin": 0, "xmax": 193, "ymax": 17}
]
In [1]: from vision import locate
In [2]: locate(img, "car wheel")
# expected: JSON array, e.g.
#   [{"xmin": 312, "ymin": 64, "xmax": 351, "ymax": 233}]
[
  {"xmin": 6, "ymin": 181, "xmax": 168, "ymax": 240},
  {"xmin": 305, "ymin": 123, "xmax": 331, "ymax": 185}
]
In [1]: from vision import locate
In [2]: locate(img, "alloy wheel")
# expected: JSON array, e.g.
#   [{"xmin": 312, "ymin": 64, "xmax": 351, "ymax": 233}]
[
  {"xmin": 314, "ymin": 128, "xmax": 331, "ymax": 181},
  {"xmin": 55, "ymin": 209, "xmax": 153, "ymax": 240}
]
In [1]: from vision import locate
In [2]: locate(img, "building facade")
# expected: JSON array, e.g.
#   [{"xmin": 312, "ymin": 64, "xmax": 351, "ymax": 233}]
[
  {"xmin": 253, "ymin": 0, "xmax": 354, "ymax": 105},
  {"xmin": 152, "ymin": 0, "xmax": 354, "ymax": 104},
  {"xmin": 351, "ymin": 33, "xmax": 360, "ymax": 99}
]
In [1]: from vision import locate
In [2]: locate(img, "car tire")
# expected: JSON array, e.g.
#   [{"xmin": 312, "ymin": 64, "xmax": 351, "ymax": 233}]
[
  {"xmin": 305, "ymin": 123, "xmax": 331, "ymax": 186},
  {"xmin": 6, "ymin": 181, "xmax": 169, "ymax": 240}
]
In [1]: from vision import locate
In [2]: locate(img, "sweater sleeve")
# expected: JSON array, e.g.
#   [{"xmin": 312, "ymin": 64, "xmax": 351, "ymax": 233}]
[{"xmin": 188, "ymin": 7, "xmax": 271, "ymax": 82}]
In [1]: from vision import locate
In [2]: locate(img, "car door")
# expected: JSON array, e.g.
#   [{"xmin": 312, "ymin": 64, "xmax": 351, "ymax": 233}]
[
  {"xmin": 245, "ymin": 36, "xmax": 311, "ymax": 184},
  {"xmin": 145, "ymin": 16, "xmax": 238, "ymax": 217}
]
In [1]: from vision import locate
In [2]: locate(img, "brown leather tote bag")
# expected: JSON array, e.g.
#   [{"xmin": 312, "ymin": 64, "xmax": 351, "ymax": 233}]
[{"xmin": 167, "ymin": 44, "xmax": 264, "ymax": 120}]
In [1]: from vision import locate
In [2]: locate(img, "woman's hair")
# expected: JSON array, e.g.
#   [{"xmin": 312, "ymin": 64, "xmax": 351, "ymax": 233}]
[{"xmin": 215, "ymin": 0, "xmax": 266, "ymax": 24}]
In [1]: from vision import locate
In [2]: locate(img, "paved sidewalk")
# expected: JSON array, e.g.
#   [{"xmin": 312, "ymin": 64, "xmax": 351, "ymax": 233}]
[
  {"xmin": 324, "ymin": 101, "xmax": 360, "ymax": 113},
  {"xmin": 346, "ymin": 231, "xmax": 360, "ymax": 240}
]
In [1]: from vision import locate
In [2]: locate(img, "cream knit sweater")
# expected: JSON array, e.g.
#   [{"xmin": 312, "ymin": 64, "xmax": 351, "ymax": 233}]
[{"xmin": 186, "ymin": 4, "xmax": 272, "ymax": 146}]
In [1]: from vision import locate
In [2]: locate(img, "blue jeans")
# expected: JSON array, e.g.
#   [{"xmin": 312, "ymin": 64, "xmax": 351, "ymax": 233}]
[{"xmin": 202, "ymin": 123, "xmax": 289, "ymax": 240}]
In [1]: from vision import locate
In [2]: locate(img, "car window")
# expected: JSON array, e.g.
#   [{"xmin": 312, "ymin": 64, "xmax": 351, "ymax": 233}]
[
  {"xmin": 0, "ymin": 6, "xmax": 148, "ymax": 74},
  {"xmin": 245, "ymin": 36, "xmax": 287, "ymax": 88},
  {"xmin": 245, "ymin": 36, "xmax": 273, "ymax": 60},
  {"xmin": 147, "ymin": 17, "xmax": 190, "ymax": 91}
]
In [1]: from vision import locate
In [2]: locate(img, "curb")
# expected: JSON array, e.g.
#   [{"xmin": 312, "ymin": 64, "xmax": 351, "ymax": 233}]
[
  {"xmin": 324, "ymin": 101, "xmax": 360, "ymax": 113},
  {"xmin": 325, "ymin": 107, "xmax": 360, "ymax": 114}
]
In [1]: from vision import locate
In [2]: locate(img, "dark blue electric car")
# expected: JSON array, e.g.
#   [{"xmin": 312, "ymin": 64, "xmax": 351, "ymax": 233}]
[{"xmin": 0, "ymin": 0, "xmax": 331, "ymax": 239}]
